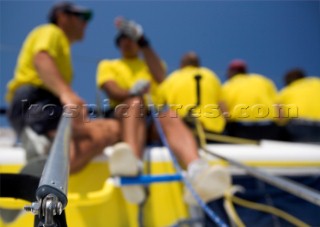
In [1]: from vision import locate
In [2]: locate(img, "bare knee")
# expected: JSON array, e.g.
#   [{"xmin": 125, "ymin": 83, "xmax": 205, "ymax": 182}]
[{"xmin": 91, "ymin": 119, "xmax": 121, "ymax": 146}]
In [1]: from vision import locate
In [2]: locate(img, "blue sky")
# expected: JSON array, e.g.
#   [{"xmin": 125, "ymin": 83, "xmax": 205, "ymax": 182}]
[{"xmin": 1, "ymin": 0, "xmax": 320, "ymax": 127}]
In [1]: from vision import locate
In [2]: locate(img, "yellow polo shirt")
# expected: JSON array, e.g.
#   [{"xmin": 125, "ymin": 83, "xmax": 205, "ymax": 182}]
[
  {"xmin": 6, "ymin": 24, "xmax": 72, "ymax": 102},
  {"xmin": 96, "ymin": 58, "xmax": 163, "ymax": 107},
  {"xmin": 221, "ymin": 74, "xmax": 277, "ymax": 122},
  {"xmin": 157, "ymin": 66, "xmax": 226, "ymax": 133},
  {"xmin": 277, "ymin": 77, "xmax": 320, "ymax": 121}
]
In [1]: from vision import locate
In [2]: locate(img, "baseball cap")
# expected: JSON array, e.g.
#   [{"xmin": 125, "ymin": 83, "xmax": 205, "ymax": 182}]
[
  {"xmin": 48, "ymin": 1, "xmax": 93, "ymax": 24},
  {"xmin": 228, "ymin": 59, "xmax": 247, "ymax": 71}
]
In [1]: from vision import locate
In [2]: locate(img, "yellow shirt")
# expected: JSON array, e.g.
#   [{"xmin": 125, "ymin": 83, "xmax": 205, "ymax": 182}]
[
  {"xmin": 157, "ymin": 66, "xmax": 226, "ymax": 133},
  {"xmin": 96, "ymin": 58, "xmax": 162, "ymax": 107},
  {"xmin": 221, "ymin": 74, "xmax": 277, "ymax": 122},
  {"xmin": 277, "ymin": 77, "xmax": 320, "ymax": 121},
  {"xmin": 6, "ymin": 24, "xmax": 72, "ymax": 102}
]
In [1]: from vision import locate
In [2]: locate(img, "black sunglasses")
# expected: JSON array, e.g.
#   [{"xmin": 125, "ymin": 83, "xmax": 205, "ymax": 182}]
[{"xmin": 64, "ymin": 10, "xmax": 91, "ymax": 22}]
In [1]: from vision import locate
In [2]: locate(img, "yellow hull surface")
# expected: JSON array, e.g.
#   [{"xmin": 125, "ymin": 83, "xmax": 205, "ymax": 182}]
[
  {"xmin": 1, "ymin": 140, "xmax": 320, "ymax": 227},
  {"xmin": 0, "ymin": 160, "xmax": 189, "ymax": 227}
]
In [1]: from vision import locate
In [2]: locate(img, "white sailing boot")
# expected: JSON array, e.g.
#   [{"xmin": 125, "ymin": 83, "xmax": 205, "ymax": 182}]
[
  {"xmin": 184, "ymin": 159, "xmax": 231, "ymax": 205},
  {"xmin": 108, "ymin": 142, "xmax": 146, "ymax": 204}
]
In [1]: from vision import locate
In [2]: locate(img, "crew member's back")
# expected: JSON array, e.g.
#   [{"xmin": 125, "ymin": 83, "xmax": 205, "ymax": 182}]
[
  {"xmin": 277, "ymin": 68, "xmax": 320, "ymax": 143},
  {"xmin": 221, "ymin": 59, "xmax": 281, "ymax": 140}
]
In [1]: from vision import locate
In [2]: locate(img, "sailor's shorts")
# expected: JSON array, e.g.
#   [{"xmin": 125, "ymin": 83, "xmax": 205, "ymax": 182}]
[{"xmin": 7, "ymin": 85, "xmax": 62, "ymax": 136}]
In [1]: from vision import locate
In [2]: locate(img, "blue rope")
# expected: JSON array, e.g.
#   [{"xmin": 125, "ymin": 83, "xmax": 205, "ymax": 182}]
[
  {"xmin": 119, "ymin": 174, "xmax": 182, "ymax": 185},
  {"xmin": 146, "ymin": 95, "xmax": 228, "ymax": 227}
]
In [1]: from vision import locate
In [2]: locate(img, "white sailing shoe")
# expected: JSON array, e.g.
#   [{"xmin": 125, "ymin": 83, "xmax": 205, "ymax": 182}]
[
  {"xmin": 184, "ymin": 160, "xmax": 231, "ymax": 205},
  {"xmin": 108, "ymin": 142, "xmax": 146, "ymax": 204},
  {"xmin": 20, "ymin": 126, "xmax": 51, "ymax": 161}
]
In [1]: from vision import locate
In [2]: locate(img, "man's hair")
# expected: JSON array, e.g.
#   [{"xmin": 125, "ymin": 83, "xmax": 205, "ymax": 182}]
[
  {"xmin": 284, "ymin": 68, "xmax": 306, "ymax": 86},
  {"xmin": 48, "ymin": 1, "xmax": 92, "ymax": 24},
  {"xmin": 180, "ymin": 52, "xmax": 200, "ymax": 68}
]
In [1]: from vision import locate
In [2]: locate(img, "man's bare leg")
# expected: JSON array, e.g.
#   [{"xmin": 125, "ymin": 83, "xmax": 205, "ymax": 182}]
[
  {"xmin": 69, "ymin": 119, "xmax": 120, "ymax": 173},
  {"xmin": 159, "ymin": 109, "xmax": 199, "ymax": 166},
  {"xmin": 158, "ymin": 109, "xmax": 231, "ymax": 205},
  {"xmin": 116, "ymin": 97, "xmax": 146, "ymax": 158},
  {"xmin": 109, "ymin": 97, "xmax": 148, "ymax": 204}
]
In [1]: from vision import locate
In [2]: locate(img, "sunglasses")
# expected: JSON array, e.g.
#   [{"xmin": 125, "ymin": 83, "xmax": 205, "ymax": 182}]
[{"xmin": 65, "ymin": 11, "xmax": 91, "ymax": 22}]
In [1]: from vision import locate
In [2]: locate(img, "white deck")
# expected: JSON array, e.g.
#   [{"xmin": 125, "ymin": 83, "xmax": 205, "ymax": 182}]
[{"xmin": 1, "ymin": 127, "xmax": 320, "ymax": 175}]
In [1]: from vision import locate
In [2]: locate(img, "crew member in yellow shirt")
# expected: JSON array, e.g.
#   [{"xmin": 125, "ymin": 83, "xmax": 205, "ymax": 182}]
[
  {"xmin": 221, "ymin": 59, "xmax": 281, "ymax": 140},
  {"xmin": 157, "ymin": 52, "xmax": 226, "ymax": 135},
  {"xmin": 97, "ymin": 18, "xmax": 231, "ymax": 205},
  {"xmin": 277, "ymin": 68, "xmax": 320, "ymax": 143},
  {"xmin": 6, "ymin": 2, "xmax": 120, "ymax": 173}
]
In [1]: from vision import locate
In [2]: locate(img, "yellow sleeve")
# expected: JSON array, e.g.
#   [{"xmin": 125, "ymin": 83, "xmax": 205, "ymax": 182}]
[
  {"xmin": 208, "ymin": 69, "xmax": 222, "ymax": 100},
  {"xmin": 96, "ymin": 60, "xmax": 115, "ymax": 89},
  {"xmin": 276, "ymin": 88, "xmax": 287, "ymax": 104},
  {"xmin": 154, "ymin": 71, "xmax": 177, "ymax": 106},
  {"xmin": 267, "ymin": 79, "xmax": 278, "ymax": 101},
  {"xmin": 220, "ymin": 82, "xmax": 229, "ymax": 103},
  {"xmin": 32, "ymin": 26, "xmax": 63, "ymax": 58},
  {"xmin": 154, "ymin": 80, "xmax": 168, "ymax": 106}
]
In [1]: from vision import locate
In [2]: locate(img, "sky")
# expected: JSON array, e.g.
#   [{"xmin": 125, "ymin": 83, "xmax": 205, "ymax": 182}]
[{"xmin": 1, "ymin": 0, "xmax": 320, "ymax": 127}]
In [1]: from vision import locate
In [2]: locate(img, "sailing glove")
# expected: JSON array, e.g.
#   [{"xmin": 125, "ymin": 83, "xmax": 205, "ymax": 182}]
[
  {"xmin": 129, "ymin": 80, "xmax": 150, "ymax": 96},
  {"xmin": 115, "ymin": 17, "xmax": 149, "ymax": 47}
]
